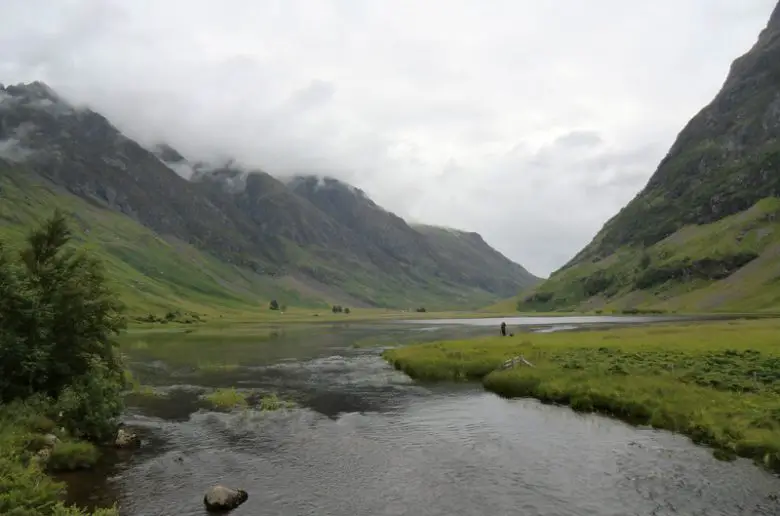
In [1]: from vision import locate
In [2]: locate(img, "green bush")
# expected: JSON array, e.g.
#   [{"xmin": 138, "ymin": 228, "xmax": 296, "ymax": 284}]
[
  {"xmin": 0, "ymin": 210, "xmax": 126, "ymax": 404},
  {"xmin": 53, "ymin": 359, "xmax": 124, "ymax": 442},
  {"xmin": 48, "ymin": 441, "xmax": 99, "ymax": 472},
  {"xmin": 0, "ymin": 211, "xmax": 126, "ymax": 515}
]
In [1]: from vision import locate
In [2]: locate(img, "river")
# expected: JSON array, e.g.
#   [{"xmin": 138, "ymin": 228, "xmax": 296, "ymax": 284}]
[{"xmin": 65, "ymin": 316, "xmax": 780, "ymax": 515}]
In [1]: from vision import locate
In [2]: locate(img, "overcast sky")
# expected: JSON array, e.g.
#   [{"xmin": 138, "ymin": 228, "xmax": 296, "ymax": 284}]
[{"xmin": 0, "ymin": 0, "xmax": 776, "ymax": 277}]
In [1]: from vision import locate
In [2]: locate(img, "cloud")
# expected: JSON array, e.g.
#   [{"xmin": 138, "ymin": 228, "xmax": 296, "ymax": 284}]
[{"xmin": 0, "ymin": 0, "xmax": 776, "ymax": 276}]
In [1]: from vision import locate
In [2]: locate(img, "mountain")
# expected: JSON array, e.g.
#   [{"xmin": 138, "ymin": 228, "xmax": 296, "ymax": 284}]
[
  {"xmin": 0, "ymin": 81, "xmax": 539, "ymax": 312},
  {"xmin": 410, "ymin": 223, "xmax": 538, "ymax": 294},
  {"xmin": 287, "ymin": 176, "xmax": 537, "ymax": 297},
  {"xmin": 517, "ymin": 2, "xmax": 780, "ymax": 313}
]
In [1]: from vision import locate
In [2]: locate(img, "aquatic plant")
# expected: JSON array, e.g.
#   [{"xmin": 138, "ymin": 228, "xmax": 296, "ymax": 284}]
[{"xmin": 205, "ymin": 388, "xmax": 248, "ymax": 409}]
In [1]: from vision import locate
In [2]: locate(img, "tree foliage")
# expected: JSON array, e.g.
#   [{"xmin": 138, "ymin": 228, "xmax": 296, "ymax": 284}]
[{"xmin": 0, "ymin": 210, "xmax": 126, "ymax": 427}]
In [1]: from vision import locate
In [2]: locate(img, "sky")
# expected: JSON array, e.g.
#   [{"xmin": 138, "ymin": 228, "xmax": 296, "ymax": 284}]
[{"xmin": 0, "ymin": 0, "xmax": 777, "ymax": 277}]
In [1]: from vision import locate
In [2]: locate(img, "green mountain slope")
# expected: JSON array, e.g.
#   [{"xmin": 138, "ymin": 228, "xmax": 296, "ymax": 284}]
[
  {"xmin": 0, "ymin": 82, "xmax": 536, "ymax": 311},
  {"xmin": 411, "ymin": 223, "xmax": 539, "ymax": 294},
  {"xmin": 517, "ymin": 2, "xmax": 780, "ymax": 313},
  {"xmin": 288, "ymin": 176, "xmax": 540, "ymax": 300},
  {"xmin": 0, "ymin": 164, "xmax": 328, "ymax": 315}
]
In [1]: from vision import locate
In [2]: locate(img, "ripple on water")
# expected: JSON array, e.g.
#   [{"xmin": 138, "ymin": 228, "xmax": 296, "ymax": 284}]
[
  {"xmin": 106, "ymin": 390, "xmax": 780, "ymax": 516},
  {"xmin": 94, "ymin": 342, "xmax": 780, "ymax": 516}
]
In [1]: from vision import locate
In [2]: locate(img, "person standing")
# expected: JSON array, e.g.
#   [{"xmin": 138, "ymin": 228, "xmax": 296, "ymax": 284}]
[{"xmin": 500, "ymin": 321, "xmax": 507, "ymax": 337}]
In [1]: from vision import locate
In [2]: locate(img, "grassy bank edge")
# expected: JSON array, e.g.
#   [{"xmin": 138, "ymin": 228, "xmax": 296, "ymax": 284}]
[
  {"xmin": 382, "ymin": 319, "xmax": 780, "ymax": 472},
  {"xmin": 0, "ymin": 399, "xmax": 118, "ymax": 516}
]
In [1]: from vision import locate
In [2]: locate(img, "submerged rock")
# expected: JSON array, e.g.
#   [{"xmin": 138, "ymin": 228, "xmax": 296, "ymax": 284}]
[
  {"xmin": 114, "ymin": 428, "xmax": 141, "ymax": 448},
  {"xmin": 203, "ymin": 485, "xmax": 249, "ymax": 512}
]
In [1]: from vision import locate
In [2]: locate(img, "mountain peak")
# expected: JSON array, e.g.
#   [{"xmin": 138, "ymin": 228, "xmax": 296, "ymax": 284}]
[
  {"xmin": 1, "ymin": 81, "xmax": 65, "ymax": 106},
  {"xmin": 768, "ymin": 1, "xmax": 780, "ymax": 31}
]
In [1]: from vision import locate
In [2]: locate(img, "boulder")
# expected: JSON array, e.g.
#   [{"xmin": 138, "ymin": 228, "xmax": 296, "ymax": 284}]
[
  {"xmin": 203, "ymin": 485, "xmax": 249, "ymax": 512},
  {"xmin": 114, "ymin": 428, "xmax": 141, "ymax": 448},
  {"xmin": 42, "ymin": 434, "xmax": 59, "ymax": 447}
]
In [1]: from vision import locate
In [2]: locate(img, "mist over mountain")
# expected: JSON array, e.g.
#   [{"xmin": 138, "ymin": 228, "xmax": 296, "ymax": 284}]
[{"xmin": 0, "ymin": 81, "xmax": 539, "ymax": 310}]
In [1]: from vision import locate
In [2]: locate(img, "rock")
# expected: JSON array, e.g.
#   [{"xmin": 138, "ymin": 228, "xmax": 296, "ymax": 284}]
[
  {"xmin": 42, "ymin": 434, "xmax": 59, "ymax": 447},
  {"xmin": 114, "ymin": 428, "xmax": 141, "ymax": 448},
  {"xmin": 35, "ymin": 448, "xmax": 51, "ymax": 463},
  {"xmin": 203, "ymin": 485, "xmax": 249, "ymax": 512}
]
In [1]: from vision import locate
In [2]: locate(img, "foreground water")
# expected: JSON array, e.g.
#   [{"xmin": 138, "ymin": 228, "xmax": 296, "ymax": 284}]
[{"xmin": 68, "ymin": 317, "xmax": 780, "ymax": 515}]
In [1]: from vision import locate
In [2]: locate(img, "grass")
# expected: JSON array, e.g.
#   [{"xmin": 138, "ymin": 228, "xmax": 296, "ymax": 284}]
[
  {"xmin": 203, "ymin": 388, "xmax": 294, "ymax": 411},
  {"xmin": 518, "ymin": 197, "xmax": 780, "ymax": 313},
  {"xmin": 205, "ymin": 388, "xmax": 248, "ymax": 409},
  {"xmin": 384, "ymin": 317, "xmax": 780, "ymax": 470},
  {"xmin": 47, "ymin": 442, "xmax": 99, "ymax": 472},
  {"xmin": 0, "ymin": 167, "xmax": 521, "ymax": 315},
  {"xmin": 0, "ymin": 401, "xmax": 118, "ymax": 515},
  {"xmin": 0, "ymin": 168, "xmax": 331, "ymax": 317}
]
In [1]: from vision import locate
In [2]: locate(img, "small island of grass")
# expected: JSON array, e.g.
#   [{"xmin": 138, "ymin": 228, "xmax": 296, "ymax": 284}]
[{"xmin": 383, "ymin": 317, "xmax": 780, "ymax": 470}]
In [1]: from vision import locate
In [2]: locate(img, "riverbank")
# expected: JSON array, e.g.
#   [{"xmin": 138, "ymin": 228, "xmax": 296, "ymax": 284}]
[
  {"xmin": 383, "ymin": 317, "xmax": 780, "ymax": 470},
  {"xmin": 0, "ymin": 399, "xmax": 119, "ymax": 515}
]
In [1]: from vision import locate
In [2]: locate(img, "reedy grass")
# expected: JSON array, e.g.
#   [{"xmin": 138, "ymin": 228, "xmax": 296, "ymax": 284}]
[
  {"xmin": 204, "ymin": 388, "xmax": 295, "ymax": 411},
  {"xmin": 383, "ymin": 318, "xmax": 780, "ymax": 470},
  {"xmin": 204, "ymin": 388, "xmax": 248, "ymax": 409},
  {"xmin": 0, "ymin": 401, "xmax": 118, "ymax": 515}
]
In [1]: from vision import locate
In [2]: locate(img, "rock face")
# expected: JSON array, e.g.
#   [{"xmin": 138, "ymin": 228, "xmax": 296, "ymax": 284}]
[
  {"xmin": 203, "ymin": 485, "xmax": 249, "ymax": 512},
  {"xmin": 565, "ymin": 0, "xmax": 780, "ymax": 267},
  {"xmin": 114, "ymin": 428, "xmax": 141, "ymax": 448},
  {"xmin": 515, "ymin": 1, "xmax": 780, "ymax": 313}
]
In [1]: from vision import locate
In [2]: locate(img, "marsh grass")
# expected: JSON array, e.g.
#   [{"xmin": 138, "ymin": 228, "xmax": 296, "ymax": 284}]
[
  {"xmin": 48, "ymin": 441, "xmax": 99, "ymax": 472},
  {"xmin": 383, "ymin": 318, "xmax": 780, "ymax": 470},
  {"xmin": 205, "ymin": 388, "xmax": 248, "ymax": 409}
]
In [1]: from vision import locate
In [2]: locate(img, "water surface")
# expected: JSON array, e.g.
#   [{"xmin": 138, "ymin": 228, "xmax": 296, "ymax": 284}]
[{"xmin": 71, "ymin": 316, "xmax": 780, "ymax": 515}]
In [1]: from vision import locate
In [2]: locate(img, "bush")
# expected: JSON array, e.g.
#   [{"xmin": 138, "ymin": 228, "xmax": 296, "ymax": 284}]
[
  {"xmin": 0, "ymin": 401, "xmax": 118, "ymax": 515},
  {"xmin": 0, "ymin": 212, "xmax": 126, "ymax": 514},
  {"xmin": 0, "ymin": 210, "xmax": 126, "ymax": 404},
  {"xmin": 53, "ymin": 359, "xmax": 125, "ymax": 442},
  {"xmin": 269, "ymin": 299, "xmax": 279, "ymax": 310},
  {"xmin": 48, "ymin": 441, "xmax": 99, "ymax": 472}
]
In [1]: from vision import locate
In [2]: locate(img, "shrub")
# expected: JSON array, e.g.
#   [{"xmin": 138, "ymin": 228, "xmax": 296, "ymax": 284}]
[
  {"xmin": 53, "ymin": 359, "xmax": 125, "ymax": 442},
  {"xmin": 48, "ymin": 441, "xmax": 99, "ymax": 472},
  {"xmin": 0, "ymin": 210, "xmax": 126, "ymax": 404}
]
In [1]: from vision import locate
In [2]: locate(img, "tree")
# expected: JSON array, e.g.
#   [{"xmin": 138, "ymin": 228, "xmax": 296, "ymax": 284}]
[
  {"xmin": 269, "ymin": 299, "xmax": 279, "ymax": 310},
  {"xmin": 0, "ymin": 210, "xmax": 126, "ymax": 421},
  {"xmin": 344, "ymin": 307, "xmax": 350, "ymax": 314}
]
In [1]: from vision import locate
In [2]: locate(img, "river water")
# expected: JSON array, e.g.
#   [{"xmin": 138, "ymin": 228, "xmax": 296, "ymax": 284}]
[{"xmin": 67, "ymin": 316, "xmax": 780, "ymax": 516}]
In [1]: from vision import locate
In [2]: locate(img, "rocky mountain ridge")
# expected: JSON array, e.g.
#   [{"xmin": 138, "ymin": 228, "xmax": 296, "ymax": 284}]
[{"xmin": 0, "ymin": 81, "xmax": 539, "ymax": 309}]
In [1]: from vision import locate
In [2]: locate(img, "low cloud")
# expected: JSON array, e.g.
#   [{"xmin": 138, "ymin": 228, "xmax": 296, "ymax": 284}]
[{"xmin": 0, "ymin": 0, "xmax": 776, "ymax": 276}]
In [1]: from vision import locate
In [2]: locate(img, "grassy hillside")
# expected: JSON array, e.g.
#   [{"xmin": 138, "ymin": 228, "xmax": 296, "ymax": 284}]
[
  {"xmin": 518, "ymin": 4, "xmax": 780, "ymax": 313},
  {"xmin": 412, "ymin": 224, "xmax": 540, "ymax": 293},
  {"xmin": 0, "ymin": 81, "xmax": 538, "ymax": 311},
  {"xmin": 0, "ymin": 168, "xmax": 329, "ymax": 316},
  {"xmin": 517, "ymin": 197, "xmax": 780, "ymax": 313}
]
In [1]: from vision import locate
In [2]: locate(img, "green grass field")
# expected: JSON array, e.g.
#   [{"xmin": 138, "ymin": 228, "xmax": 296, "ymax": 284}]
[{"xmin": 384, "ymin": 318, "xmax": 780, "ymax": 470}]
